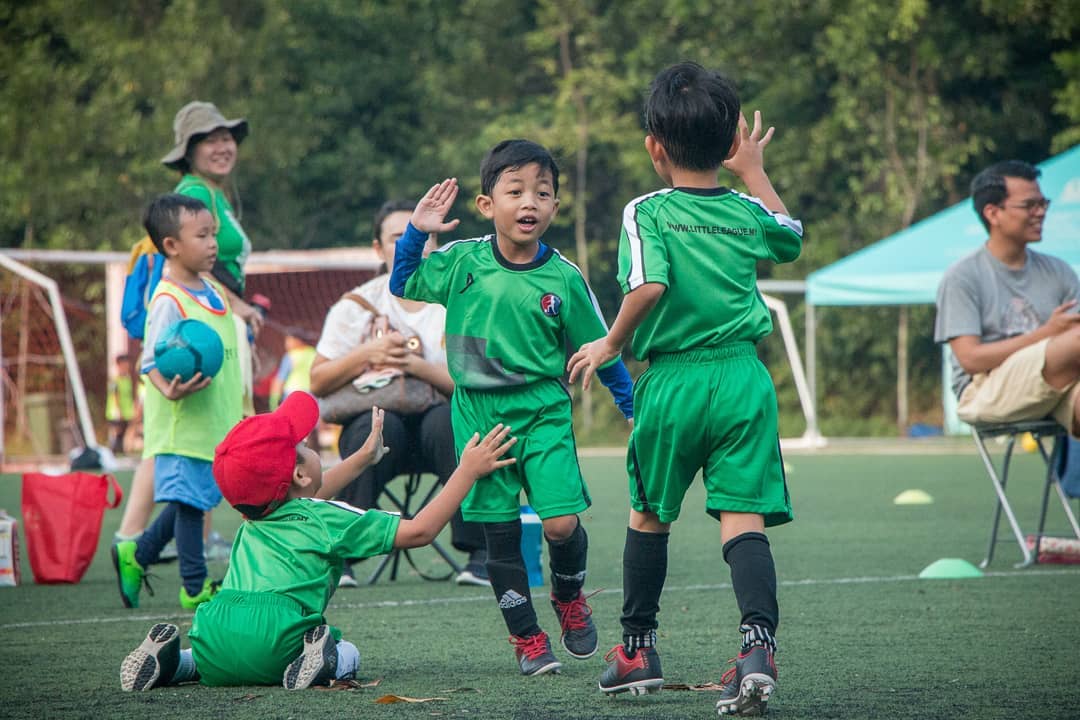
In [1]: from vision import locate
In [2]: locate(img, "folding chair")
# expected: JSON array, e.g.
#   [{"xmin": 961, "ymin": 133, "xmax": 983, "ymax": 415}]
[
  {"xmin": 972, "ymin": 419, "xmax": 1080, "ymax": 568},
  {"xmin": 364, "ymin": 472, "xmax": 464, "ymax": 585}
]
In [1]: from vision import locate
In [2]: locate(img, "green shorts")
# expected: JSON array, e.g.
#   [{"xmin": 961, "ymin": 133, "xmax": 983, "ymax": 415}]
[
  {"xmin": 189, "ymin": 589, "xmax": 338, "ymax": 686},
  {"xmin": 628, "ymin": 343, "xmax": 792, "ymax": 526},
  {"xmin": 452, "ymin": 380, "xmax": 590, "ymax": 522}
]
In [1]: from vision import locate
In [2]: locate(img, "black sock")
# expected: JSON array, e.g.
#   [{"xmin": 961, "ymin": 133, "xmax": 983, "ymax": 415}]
[
  {"xmin": 620, "ymin": 527, "xmax": 668, "ymax": 652},
  {"xmin": 723, "ymin": 531, "xmax": 779, "ymax": 651},
  {"xmin": 547, "ymin": 519, "xmax": 587, "ymax": 602},
  {"xmin": 483, "ymin": 521, "xmax": 540, "ymax": 638}
]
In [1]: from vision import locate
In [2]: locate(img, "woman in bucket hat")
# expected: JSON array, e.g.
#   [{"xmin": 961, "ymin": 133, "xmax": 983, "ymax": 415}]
[{"xmin": 163, "ymin": 101, "xmax": 262, "ymax": 338}]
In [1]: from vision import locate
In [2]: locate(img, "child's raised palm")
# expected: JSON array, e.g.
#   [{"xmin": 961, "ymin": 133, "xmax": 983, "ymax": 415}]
[
  {"xmin": 723, "ymin": 110, "xmax": 775, "ymax": 179},
  {"xmin": 362, "ymin": 407, "xmax": 390, "ymax": 464},
  {"xmin": 459, "ymin": 424, "xmax": 517, "ymax": 478},
  {"xmin": 411, "ymin": 178, "xmax": 462, "ymax": 234}
]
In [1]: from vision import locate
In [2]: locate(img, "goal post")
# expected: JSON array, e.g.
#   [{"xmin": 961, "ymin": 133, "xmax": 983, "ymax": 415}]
[
  {"xmin": 761, "ymin": 290, "xmax": 823, "ymax": 448},
  {"xmin": 0, "ymin": 253, "xmax": 98, "ymax": 459}
]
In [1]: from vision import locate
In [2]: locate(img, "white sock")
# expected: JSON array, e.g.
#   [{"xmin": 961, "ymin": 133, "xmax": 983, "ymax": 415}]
[
  {"xmin": 336, "ymin": 640, "xmax": 360, "ymax": 679},
  {"xmin": 172, "ymin": 649, "xmax": 197, "ymax": 684}
]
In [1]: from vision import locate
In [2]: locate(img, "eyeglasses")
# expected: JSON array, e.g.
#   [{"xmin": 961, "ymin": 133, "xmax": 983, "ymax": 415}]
[{"xmin": 1002, "ymin": 198, "xmax": 1051, "ymax": 213}]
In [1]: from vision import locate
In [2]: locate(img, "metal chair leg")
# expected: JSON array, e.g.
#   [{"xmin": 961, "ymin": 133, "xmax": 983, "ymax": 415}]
[{"xmin": 975, "ymin": 430, "xmax": 1034, "ymax": 568}]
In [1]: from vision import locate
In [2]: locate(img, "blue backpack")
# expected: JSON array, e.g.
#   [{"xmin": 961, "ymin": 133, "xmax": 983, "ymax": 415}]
[{"xmin": 119, "ymin": 236, "xmax": 164, "ymax": 340}]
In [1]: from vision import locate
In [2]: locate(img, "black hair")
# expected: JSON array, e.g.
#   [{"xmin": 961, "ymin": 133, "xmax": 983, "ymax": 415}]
[
  {"xmin": 173, "ymin": 132, "xmax": 208, "ymax": 174},
  {"xmin": 644, "ymin": 62, "xmax": 741, "ymax": 172},
  {"xmin": 970, "ymin": 160, "xmax": 1041, "ymax": 230},
  {"xmin": 143, "ymin": 193, "xmax": 210, "ymax": 253},
  {"xmin": 480, "ymin": 139, "xmax": 560, "ymax": 197},
  {"xmin": 372, "ymin": 199, "xmax": 416, "ymax": 242}
]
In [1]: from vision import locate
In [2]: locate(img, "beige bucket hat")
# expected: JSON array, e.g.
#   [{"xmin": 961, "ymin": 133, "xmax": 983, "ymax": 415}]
[{"xmin": 161, "ymin": 101, "xmax": 249, "ymax": 170}]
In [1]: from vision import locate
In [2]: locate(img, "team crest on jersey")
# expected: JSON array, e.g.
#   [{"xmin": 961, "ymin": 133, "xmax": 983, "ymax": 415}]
[{"xmin": 540, "ymin": 293, "xmax": 562, "ymax": 317}]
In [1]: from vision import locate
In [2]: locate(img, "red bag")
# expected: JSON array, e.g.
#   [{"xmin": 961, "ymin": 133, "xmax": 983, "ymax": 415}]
[{"xmin": 21, "ymin": 472, "xmax": 123, "ymax": 584}]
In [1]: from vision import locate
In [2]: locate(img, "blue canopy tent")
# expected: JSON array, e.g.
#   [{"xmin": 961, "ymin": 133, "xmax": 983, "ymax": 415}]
[{"xmin": 804, "ymin": 145, "xmax": 1080, "ymax": 434}]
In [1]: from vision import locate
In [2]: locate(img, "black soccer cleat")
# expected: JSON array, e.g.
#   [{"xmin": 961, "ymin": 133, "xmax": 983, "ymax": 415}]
[
  {"xmin": 551, "ymin": 591, "xmax": 599, "ymax": 659},
  {"xmin": 716, "ymin": 645, "xmax": 777, "ymax": 716},
  {"xmin": 598, "ymin": 645, "xmax": 664, "ymax": 696},
  {"xmin": 510, "ymin": 632, "xmax": 563, "ymax": 676},
  {"xmin": 120, "ymin": 623, "xmax": 180, "ymax": 691}
]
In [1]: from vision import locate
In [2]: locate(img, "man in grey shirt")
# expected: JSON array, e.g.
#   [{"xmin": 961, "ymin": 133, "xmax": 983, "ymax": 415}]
[{"xmin": 935, "ymin": 159, "xmax": 1080, "ymax": 435}]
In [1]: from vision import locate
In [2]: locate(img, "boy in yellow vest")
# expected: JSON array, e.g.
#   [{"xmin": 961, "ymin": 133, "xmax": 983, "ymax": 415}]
[
  {"xmin": 106, "ymin": 354, "xmax": 136, "ymax": 454},
  {"xmin": 112, "ymin": 193, "xmax": 243, "ymax": 610}
]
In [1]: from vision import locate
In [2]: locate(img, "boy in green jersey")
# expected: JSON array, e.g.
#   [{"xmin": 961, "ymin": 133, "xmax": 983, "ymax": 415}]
[
  {"xmin": 112, "ymin": 194, "xmax": 243, "ymax": 611},
  {"xmin": 390, "ymin": 140, "xmax": 635, "ymax": 676},
  {"xmin": 568, "ymin": 62, "xmax": 803, "ymax": 715},
  {"xmin": 120, "ymin": 394, "xmax": 517, "ymax": 691}
]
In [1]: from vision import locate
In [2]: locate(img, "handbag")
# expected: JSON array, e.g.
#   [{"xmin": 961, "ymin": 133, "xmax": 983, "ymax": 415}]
[
  {"xmin": 317, "ymin": 292, "xmax": 446, "ymax": 424},
  {"xmin": 21, "ymin": 471, "xmax": 123, "ymax": 584}
]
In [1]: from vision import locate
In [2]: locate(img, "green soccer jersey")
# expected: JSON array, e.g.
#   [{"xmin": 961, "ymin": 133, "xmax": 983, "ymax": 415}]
[
  {"xmin": 221, "ymin": 498, "xmax": 399, "ymax": 614},
  {"xmin": 619, "ymin": 187, "xmax": 803, "ymax": 359},
  {"xmin": 404, "ymin": 236, "xmax": 616, "ymax": 389}
]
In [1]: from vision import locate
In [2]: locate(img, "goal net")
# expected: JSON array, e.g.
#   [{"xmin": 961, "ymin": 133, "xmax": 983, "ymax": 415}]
[
  {"xmin": 1, "ymin": 248, "xmax": 380, "ymax": 465},
  {"xmin": 2, "ymin": 248, "xmax": 820, "ymax": 463}
]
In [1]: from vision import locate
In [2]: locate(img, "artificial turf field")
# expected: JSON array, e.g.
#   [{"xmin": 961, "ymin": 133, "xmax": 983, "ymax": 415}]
[{"xmin": 2, "ymin": 446, "xmax": 1079, "ymax": 720}]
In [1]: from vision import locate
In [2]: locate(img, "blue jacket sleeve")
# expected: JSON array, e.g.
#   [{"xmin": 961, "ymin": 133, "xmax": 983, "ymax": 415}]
[
  {"xmin": 596, "ymin": 359, "xmax": 634, "ymax": 420},
  {"xmin": 389, "ymin": 222, "xmax": 427, "ymax": 297}
]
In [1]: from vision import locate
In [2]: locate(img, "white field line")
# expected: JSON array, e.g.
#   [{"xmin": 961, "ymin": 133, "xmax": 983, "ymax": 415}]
[{"xmin": 3, "ymin": 567, "xmax": 1078, "ymax": 631}]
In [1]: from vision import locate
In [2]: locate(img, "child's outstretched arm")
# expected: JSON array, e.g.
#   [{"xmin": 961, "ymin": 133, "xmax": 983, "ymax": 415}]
[
  {"xmin": 317, "ymin": 407, "xmax": 390, "ymax": 499},
  {"xmin": 723, "ymin": 110, "xmax": 789, "ymax": 216},
  {"xmin": 394, "ymin": 424, "xmax": 516, "ymax": 549},
  {"xmin": 389, "ymin": 178, "xmax": 461, "ymax": 297},
  {"xmin": 567, "ymin": 282, "xmax": 665, "ymax": 390}
]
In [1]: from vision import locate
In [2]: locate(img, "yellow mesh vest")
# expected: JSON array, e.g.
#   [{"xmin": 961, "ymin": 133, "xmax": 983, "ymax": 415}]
[{"xmin": 142, "ymin": 278, "xmax": 243, "ymax": 461}]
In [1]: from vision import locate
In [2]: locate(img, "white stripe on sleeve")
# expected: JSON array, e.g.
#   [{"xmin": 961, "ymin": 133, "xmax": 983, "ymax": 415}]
[{"xmin": 734, "ymin": 191, "xmax": 804, "ymax": 236}]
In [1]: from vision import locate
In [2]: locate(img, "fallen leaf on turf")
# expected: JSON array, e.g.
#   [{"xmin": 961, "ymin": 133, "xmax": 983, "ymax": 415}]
[
  {"xmin": 663, "ymin": 682, "xmax": 725, "ymax": 691},
  {"xmin": 232, "ymin": 693, "xmax": 263, "ymax": 702},
  {"xmin": 375, "ymin": 694, "xmax": 449, "ymax": 704},
  {"xmin": 313, "ymin": 677, "xmax": 383, "ymax": 691}
]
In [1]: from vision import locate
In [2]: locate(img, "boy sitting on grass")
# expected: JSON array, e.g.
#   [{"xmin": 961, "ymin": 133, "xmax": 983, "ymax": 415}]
[{"xmin": 120, "ymin": 394, "xmax": 515, "ymax": 691}]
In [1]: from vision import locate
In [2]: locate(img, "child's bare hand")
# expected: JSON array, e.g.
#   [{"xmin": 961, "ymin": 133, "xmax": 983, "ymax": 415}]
[
  {"xmin": 459, "ymin": 424, "xmax": 517, "ymax": 478},
  {"xmin": 162, "ymin": 372, "xmax": 211, "ymax": 400},
  {"xmin": 566, "ymin": 337, "xmax": 620, "ymax": 391},
  {"xmin": 722, "ymin": 110, "xmax": 775, "ymax": 180},
  {"xmin": 361, "ymin": 407, "xmax": 390, "ymax": 464},
  {"xmin": 411, "ymin": 178, "xmax": 461, "ymax": 234}
]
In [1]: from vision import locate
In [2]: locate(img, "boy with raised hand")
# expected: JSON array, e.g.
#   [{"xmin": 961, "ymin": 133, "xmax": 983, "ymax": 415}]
[
  {"xmin": 567, "ymin": 62, "xmax": 803, "ymax": 715},
  {"xmin": 120, "ymin": 396, "xmax": 517, "ymax": 691},
  {"xmin": 112, "ymin": 193, "xmax": 242, "ymax": 611},
  {"xmin": 389, "ymin": 140, "xmax": 635, "ymax": 676}
]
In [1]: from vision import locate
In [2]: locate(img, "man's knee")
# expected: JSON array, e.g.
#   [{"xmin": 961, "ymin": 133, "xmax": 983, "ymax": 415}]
[{"xmin": 1044, "ymin": 329, "xmax": 1080, "ymax": 388}]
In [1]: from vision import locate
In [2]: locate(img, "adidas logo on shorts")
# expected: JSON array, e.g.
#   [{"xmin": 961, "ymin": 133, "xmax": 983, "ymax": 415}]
[{"xmin": 498, "ymin": 590, "xmax": 528, "ymax": 609}]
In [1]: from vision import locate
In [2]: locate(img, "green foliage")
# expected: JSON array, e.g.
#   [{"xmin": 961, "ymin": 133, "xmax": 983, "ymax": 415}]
[{"xmin": 2, "ymin": 0, "xmax": 1077, "ymax": 434}]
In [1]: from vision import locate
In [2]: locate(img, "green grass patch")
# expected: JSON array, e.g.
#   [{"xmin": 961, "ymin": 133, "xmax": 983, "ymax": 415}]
[{"xmin": 1, "ymin": 450, "xmax": 1078, "ymax": 719}]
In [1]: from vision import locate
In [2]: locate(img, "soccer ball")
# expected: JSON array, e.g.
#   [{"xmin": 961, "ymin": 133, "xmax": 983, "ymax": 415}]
[{"xmin": 154, "ymin": 318, "xmax": 224, "ymax": 383}]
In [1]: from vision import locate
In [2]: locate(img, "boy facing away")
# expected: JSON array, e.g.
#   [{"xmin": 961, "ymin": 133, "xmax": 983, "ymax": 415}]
[
  {"xmin": 568, "ymin": 62, "xmax": 803, "ymax": 716},
  {"xmin": 112, "ymin": 193, "xmax": 243, "ymax": 610},
  {"xmin": 389, "ymin": 140, "xmax": 635, "ymax": 676},
  {"xmin": 121, "ymin": 395, "xmax": 516, "ymax": 690}
]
